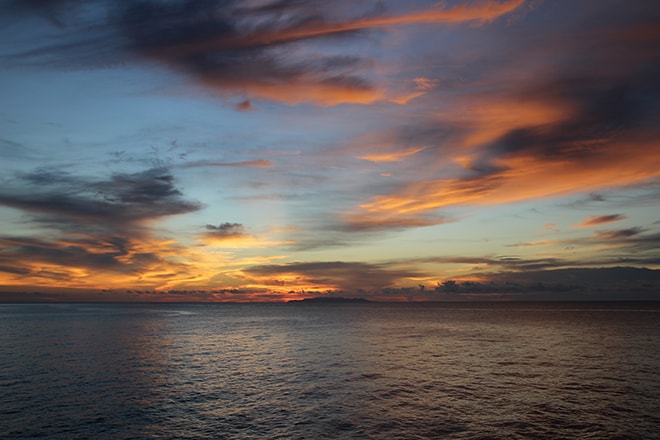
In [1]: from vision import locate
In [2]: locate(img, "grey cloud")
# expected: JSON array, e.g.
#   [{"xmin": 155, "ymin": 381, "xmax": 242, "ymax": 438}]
[
  {"xmin": 416, "ymin": 255, "xmax": 568, "ymax": 272},
  {"xmin": 594, "ymin": 227, "xmax": 644, "ymax": 240},
  {"xmin": 0, "ymin": 264, "xmax": 32, "ymax": 275},
  {"xmin": 0, "ymin": 167, "xmax": 201, "ymax": 227},
  {"xmin": 484, "ymin": 266, "xmax": 660, "ymax": 287},
  {"xmin": 205, "ymin": 222, "xmax": 247, "ymax": 237}
]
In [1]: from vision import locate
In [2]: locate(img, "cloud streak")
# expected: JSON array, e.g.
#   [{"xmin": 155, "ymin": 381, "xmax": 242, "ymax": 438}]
[
  {"xmin": 579, "ymin": 214, "xmax": 628, "ymax": 228},
  {"xmin": 181, "ymin": 159, "xmax": 273, "ymax": 169}
]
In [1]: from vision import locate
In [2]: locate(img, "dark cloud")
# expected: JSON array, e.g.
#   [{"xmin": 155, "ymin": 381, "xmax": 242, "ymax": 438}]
[
  {"xmin": 0, "ymin": 264, "xmax": 32, "ymax": 275},
  {"xmin": 129, "ymin": 0, "xmax": 374, "ymax": 104},
  {"xmin": 236, "ymin": 99, "xmax": 254, "ymax": 111},
  {"xmin": 508, "ymin": 226, "xmax": 660, "ymax": 265},
  {"xmin": 0, "ymin": 232, "xmax": 188, "ymax": 288},
  {"xmin": 0, "ymin": 235, "xmax": 154, "ymax": 276},
  {"xmin": 0, "ymin": 167, "xmax": 200, "ymax": 228},
  {"xmin": 1, "ymin": 0, "xmax": 377, "ymax": 103},
  {"xmin": 2, "ymin": 0, "xmax": 526, "ymax": 104},
  {"xmin": 489, "ymin": 78, "xmax": 659, "ymax": 163},
  {"xmin": 417, "ymin": 255, "xmax": 568, "ymax": 272},
  {"xmin": 477, "ymin": 5, "xmax": 660, "ymax": 169},
  {"xmin": 205, "ymin": 222, "xmax": 247, "ymax": 238},
  {"xmin": 594, "ymin": 227, "xmax": 644, "ymax": 240},
  {"xmin": 484, "ymin": 266, "xmax": 660, "ymax": 288}
]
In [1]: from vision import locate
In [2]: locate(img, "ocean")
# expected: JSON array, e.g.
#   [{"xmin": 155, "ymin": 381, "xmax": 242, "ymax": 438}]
[{"xmin": 1, "ymin": 301, "xmax": 659, "ymax": 439}]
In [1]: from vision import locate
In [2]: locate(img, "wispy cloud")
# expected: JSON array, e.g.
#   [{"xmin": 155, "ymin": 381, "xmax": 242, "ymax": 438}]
[
  {"xmin": 578, "ymin": 214, "xmax": 628, "ymax": 228},
  {"xmin": 594, "ymin": 227, "xmax": 644, "ymax": 241},
  {"xmin": 359, "ymin": 146, "xmax": 427, "ymax": 163},
  {"xmin": 180, "ymin": 159, "xmax": 273, "ymax": 169}
]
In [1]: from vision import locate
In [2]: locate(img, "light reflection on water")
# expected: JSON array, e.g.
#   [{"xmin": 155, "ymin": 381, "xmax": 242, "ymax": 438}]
[{"xmin": 1, "ymin": 302, "xmax": 660, "ymax": 439}]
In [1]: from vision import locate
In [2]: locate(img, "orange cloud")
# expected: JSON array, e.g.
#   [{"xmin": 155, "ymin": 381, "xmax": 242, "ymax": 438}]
[
  {"xmin": 200, "ymin": 234, "xmax": 292, "ymax": 249},
  {"xmin": 345, "ymin": 139, "xmax": 660, "ymax": 228},
  {"xmin": 359, "ymin": 146, "xmax": 427, "ymax": 163},
  {"xmin": 442, "ymin": 96, "xmax": 572, "ymax": 153},
  {"xmin": 198, "ymin": 223, "xmax": 293, "ymax": 249},
  {"xmin": 578, "ymin": 214, "xmax": 628, "ymax": 228},
  {"xmin": 181, "ymin": 159, "xmax": 273, "ymax": 168},
  {"xmin": 0, "ymin": 235, "xmax": 202, "ymax": 292},
  {"xmin": 201, "ymin": 76, "xmax": 384, "ymax": 106}
]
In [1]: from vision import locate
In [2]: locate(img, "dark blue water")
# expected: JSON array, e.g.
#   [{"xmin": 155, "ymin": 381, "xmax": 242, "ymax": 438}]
[{"xmin": 1, "ymin": 302, "xmax": 659, "ymax": 439}]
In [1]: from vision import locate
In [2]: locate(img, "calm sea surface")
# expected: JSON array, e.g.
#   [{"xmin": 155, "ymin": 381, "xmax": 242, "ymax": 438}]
[{"xmin": 1, "ymin": 301, "xmax": 659, "ymax": 439}]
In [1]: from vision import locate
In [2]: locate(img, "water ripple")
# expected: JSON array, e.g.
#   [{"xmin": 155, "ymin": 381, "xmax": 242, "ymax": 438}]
[{"xmin": 1, "ymin": 302, "xmax": 659, "ymax": 439}]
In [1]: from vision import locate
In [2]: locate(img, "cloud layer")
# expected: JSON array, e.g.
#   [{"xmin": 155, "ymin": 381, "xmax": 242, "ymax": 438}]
[{"xmin": 1, "ymin": 0, "xmax": 660, "ymax": 300}]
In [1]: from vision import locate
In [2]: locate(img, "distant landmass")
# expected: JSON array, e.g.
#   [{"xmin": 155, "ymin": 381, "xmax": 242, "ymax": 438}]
[{"xmin": 287, "ymin": 297, "xmax": 371, "ymax": 304}]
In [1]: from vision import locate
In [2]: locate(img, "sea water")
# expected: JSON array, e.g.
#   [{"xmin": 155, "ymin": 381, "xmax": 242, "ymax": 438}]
[{"xmin": 1, "ymin": 301, "xmax": 659, "ymax": 439}]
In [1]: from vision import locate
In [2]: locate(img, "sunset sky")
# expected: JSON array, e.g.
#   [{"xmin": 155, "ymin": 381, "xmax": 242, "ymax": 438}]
[{"xmin": 1, "ymin": 0, "xmax": 659, "ymax": 301}]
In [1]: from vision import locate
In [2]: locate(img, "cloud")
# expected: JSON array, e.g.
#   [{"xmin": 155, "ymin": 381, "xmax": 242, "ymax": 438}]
[
  {"xmin": 122, "ymin": 0, "xmax": 522, "ymax": 105},
  {"xmin": 339, "ymin": 213, "xmax": 452, "ymax": 233},
  {"xmin": 236, "ymin": 99, "xmax": 254, "ymax": 111},
  {"xmin": 244, "ymin": 260, "xmax": 426, "ymax": 292},
  {"xmin": 201, "ymin": 222, "xmax": 251, "ymax": 245},
  {"xmin": 0, "ymin": 167, "xmax": 200, "ymax": 227},
  {"xmin": 417, "ymin": 255, "xmax": 569, "ymax": 272},
  {"xmin": 0, "ymin": 166, "xmax": 203, "ymax": 288},
  {"xmin": 482, "ymin": 266, "xmax": 660, "ymax": 290},
  {"xmin": 225, "ymin": 0, "xmax": 525, "ymax": 44},
  {"xmin": 578, "ymin": 214, "xmax": 628, "ymax": 228},
  {"xmin": 205, "ymin": 222, "xmax": 247, "ymax": 237},
  {"xmin": 180, "ymin": 159, "xmax": 273, "ymax": 169},
  {"xmin": 2, "ymin": 0, "xmax": 525, "ymax": 105},
  {"xmin": 334, "ymin": 3, "xmax": 660, "ymax": 230},
  {"xmin": 199, "ymin": 222, "xmax": 292, "ymax": 249},
  {"xmin": 359, "ymin": 146, "xmax": 427, "ymax": 163},
  {"xmin": 0, "ymin": 232, "xmax": 199, "ymax": 289},
  {"xmin": 594, "ymin": 227, "xmax": 644, "ymax": 241}
]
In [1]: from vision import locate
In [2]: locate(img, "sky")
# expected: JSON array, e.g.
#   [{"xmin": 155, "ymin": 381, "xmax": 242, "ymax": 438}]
[{"xmin": 1, "ymin": 0, "xmax": 660, "ymax": 302}]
